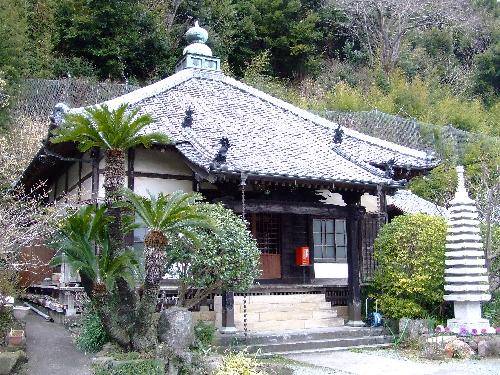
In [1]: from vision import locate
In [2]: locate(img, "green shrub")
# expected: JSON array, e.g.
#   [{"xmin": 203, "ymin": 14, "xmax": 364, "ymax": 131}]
[
  {"xmin": 372, "ymin": 214, "xmax": 447, "ymax": 320},
  {"xmin": 93, "ymin": 359, "xmax": 164, "ymax": 375},
  {"xmin": 77, "ymin": 304, "xmax": 109, "ymax": 353},
  {"xmin": 193, "ymin": 320, "xmax": 216, "ymax": 350},
  {"xmin": 215, "ymin": 352, "xmax": 265, "ymax": 375},
  {"xmin": 483, "ymin": 291, "xmax": 500, "ymax": 327}
]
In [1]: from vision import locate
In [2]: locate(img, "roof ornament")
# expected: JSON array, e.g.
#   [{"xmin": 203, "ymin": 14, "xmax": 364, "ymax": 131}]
[
  {"xmin": 50, "ymin": 102, "xmax": 70, "ymax": 127},
  {"xmin": 384, "ymin": 158, "xmax": 396, "ymax": 178},
  {"xmin": 183, "ymin": 21, "xmax": 212, "ymax": 57},
  {"xmin": 182, "ymin": 106, "xmax": 194, "ymax": 128},
  {"xmin": 210, "ymin": 137, "xmax": 231, "ymax": 171},
  {"xmin": 333, "ymin": 125, "xmax": 344, "ymax": 144}
]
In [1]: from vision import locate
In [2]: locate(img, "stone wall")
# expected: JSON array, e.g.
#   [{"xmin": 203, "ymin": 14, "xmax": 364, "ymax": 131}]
[{"xmin": 214, "ymin": 293, "xmax": 347, "ymax": 332}]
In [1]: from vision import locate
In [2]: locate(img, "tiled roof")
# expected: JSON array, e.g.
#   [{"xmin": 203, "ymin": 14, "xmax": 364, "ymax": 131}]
[
  {"xmin": 69, "ymin": 69, "xmax": 437, "ymax": 187},
  {"xmin": 387, "ymin": 190, "xmax": 447, "ymax": 217}
]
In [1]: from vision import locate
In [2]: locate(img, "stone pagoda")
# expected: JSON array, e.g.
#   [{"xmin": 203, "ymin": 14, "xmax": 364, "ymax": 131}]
[{"xmin": 444, "ymin": 166, "xmax": 492, "ymax": 333}]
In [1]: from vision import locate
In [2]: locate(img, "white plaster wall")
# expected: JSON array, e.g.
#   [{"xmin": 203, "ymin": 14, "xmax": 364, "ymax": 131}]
[
  {"xmin": 134, "ymin": 177, "xmax": 193, "ymax": 197},
  {"xmin": 134, "ymin": 149, "xmax": 192, "ymax": 175},
  {"xmin": 80, "ymin": 178, "xmax": 92, "ymax": 200},
  {"xmin": 317, "ymin": 190, "xmax": 346, "ymax": 206},
  {"xmin": 361, "ymin": 193, "xmax": 379, "ymax": 213},
  {"xmin": 314, "ymin": 262, "xmax": 348, "ymax": 279},
  {"xmin": 81, "ymin": 152, "xmax": 92, "ymax": 176}
]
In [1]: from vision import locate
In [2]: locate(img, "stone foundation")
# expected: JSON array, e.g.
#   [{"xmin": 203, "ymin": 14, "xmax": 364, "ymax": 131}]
[{"xmin": 214, "ymin": 293, "xmax": 346, "ymax": 332}]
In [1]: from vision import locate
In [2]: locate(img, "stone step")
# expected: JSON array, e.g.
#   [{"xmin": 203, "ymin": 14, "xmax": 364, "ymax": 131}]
[
  {"xmin": 234, "ymin": 301, "xmax": 334, "ymax": 313},
  {"xmin": 217, "ymin": 327, "xmax": 387, "ymax": 346},
  {"xmin": 246, "ymin": 335, "xmax": 393, "ymax": 355},
  {"xmin": 234, "ymin": 309, "xmax": 338, "ymax": 323},
  {"xmin": 260, "ymin": 342, "xmax": 393, "ymax": 357},
  {"xmin": 240, "ymin": 317, "xmax": 345, "ymax": 332}
]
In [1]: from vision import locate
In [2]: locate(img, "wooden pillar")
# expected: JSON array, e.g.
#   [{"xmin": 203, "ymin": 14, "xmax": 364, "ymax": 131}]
[
  {"xmin": 220, "ymin": 291, "xmax": 237, "ymax": 333},
  {"xmin": 342, "ymin": 191, "xmax": 364, "ymax": 326},
  {"xmin": 125, "ymin": 149, "xmax": 135, "ymax": 246},
  {"xmin": 90, "ymin": 148, "xmax": 100, "ymax": 202}
]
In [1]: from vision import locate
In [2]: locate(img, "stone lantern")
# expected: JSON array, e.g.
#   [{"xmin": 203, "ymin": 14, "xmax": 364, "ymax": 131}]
[{"xmin": 444, "ymin": 166, "xmax": 492, "ymax": 333}]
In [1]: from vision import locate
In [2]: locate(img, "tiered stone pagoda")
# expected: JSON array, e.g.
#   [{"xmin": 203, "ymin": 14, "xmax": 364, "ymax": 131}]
[{"xmin": 444, "ymin": 166, "xmax": 492, "ymax": 333}]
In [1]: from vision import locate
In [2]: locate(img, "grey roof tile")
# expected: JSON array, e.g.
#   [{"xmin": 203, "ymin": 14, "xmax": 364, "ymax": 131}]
[{"xmin": 70, "ymin": 69, "xmax": 437, "ymax": 187}]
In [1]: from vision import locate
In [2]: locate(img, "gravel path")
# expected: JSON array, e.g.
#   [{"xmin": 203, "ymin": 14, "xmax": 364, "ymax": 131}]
[
  {"xmin": 286, "ymin": 348, "xmax": 500, "ymax": 375},
  {"xmin": 25, "ymin": 311, "xmax": 91, "ymax": 375}
]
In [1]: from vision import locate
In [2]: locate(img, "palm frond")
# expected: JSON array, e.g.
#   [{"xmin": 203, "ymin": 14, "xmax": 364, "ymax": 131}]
[{"xmin": 50, "ymin": 103, "xmax": 170, "ymax": 151}]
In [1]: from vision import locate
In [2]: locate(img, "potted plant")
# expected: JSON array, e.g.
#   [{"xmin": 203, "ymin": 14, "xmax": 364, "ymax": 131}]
[{"xmin": 7, "ymin": 328, "xmax": 25, "ymax": 346}]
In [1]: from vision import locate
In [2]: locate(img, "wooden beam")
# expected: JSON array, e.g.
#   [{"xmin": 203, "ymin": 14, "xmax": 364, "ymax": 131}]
[{"xmin": 218, "ymin": 199, "xmax": 351, "ymax": 217}]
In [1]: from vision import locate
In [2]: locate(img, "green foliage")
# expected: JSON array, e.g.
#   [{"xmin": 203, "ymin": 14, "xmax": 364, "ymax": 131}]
[
  {"xmin": 53, "ymin": 0, "xmax": 168, "ymax": 81},
  {"xmin": 409, "ymin": 164, "xmax": 457, "ymax": 207},
  {"xmin": 168, "ymin": 203, "xmax": 261, "ymax": 305},
  {"xmin": 483, "ymin": 291, "xmax": 500, "ymax": 327},
  {"xmin": 0, "ymin": 308, "xmax": 13, "ymax": 346},
  {"xmin": 192, "ymin": 320, "xmax": 216, "ymax": 350},
  {"xmin": 51, "ymin": 104, "xmax": 169, "ymax": 152},
  {"xmin": 373, "ymin": 214, "xmax": 447, "ymax": 320},
  {"xmin": 215, "ymin": 351, "xmax": 264, "ymax": 375},
  {"xmin": 93, "ymin": 359, "xmax": 164, "ymax": 375},
  {"xmin": 50, "ymin": 205, "xmax": 139, "ymax": 290},
  {"xmin": 122, "ymin": 190, "xmax": 213, "ymax": 245},
  {"xmin": 77, "ymin": 304, "xmax": 109, "ymax": 353}
]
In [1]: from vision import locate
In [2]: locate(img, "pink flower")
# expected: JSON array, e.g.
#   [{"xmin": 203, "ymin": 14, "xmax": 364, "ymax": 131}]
[
  {"xmin": 459, "ymin": 327, "xmax": 468, "ymax": 336},
  {"xmin": 445, "ymin": 326, "xmax": 451, "ymax": 333},
  {"xmin": 481, "ymin": 328, "xmax": 487, "ymax": 334},
  {"xmin": 471, "ymin": 328, "xmax": 478, "ymax": 335},
  {"xmin": 496, "ymin": 327, "xmax": 500, "ymax": 334}
]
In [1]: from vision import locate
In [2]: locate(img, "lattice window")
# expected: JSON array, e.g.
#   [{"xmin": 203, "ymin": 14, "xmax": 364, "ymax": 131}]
[
  {"xmin": 248, "ymin": 213, "xmax": 281, "ymax": 254},
  {"xmin": 313, "ymin": 218, "xmax": 347, "ymax": 261}
]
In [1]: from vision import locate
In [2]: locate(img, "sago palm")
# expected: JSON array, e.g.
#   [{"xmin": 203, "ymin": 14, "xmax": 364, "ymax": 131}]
[
  {"xmin": 51, "ymin": 103, "xmax": 169, "ymax": 252},
  {"xmin": 51, "ymin": 103, "xmax": 170, "ymax": 201},
  {"xmin": 51, "ymin": 205, "xmax": 139, "ymax": 296},
  {"xmin": 122, "ymin": 190, "xmax": 214, "ymax": 349}
]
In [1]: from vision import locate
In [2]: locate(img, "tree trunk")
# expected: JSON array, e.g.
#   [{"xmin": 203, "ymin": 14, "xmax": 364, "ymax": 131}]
[
  {"xmin": 103, "ymin": 148, "xmax": 137, "ymax": 338},
  {"xmin": 132, "ymin": 230, "xmax": 167, "ymax": 350},
  {"xmin": 92, "ymin": 283, "xmax": 131, "ymax": 348}
]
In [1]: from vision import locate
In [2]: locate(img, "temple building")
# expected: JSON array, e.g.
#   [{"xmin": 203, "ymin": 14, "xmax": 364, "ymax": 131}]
[{"xmin": 19, "ymin": 23, "xmax": 440, "ymax": 332}]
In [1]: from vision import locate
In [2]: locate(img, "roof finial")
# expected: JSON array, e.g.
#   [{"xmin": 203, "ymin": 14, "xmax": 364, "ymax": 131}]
[{"xmin": 183, "ymin": 20, "xmax": 212, "ymax": 57}]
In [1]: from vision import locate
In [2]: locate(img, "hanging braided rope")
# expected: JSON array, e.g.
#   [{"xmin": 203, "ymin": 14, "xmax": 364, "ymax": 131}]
[{"xmin": 240, "ymin": 173, "xmax": 248, "ymax": 339}]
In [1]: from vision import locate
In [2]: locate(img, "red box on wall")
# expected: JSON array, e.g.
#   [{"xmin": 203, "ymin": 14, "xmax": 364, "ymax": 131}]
[{"xmin": 295, "ymin": 246, "xmax": 310, "ymax": 266}]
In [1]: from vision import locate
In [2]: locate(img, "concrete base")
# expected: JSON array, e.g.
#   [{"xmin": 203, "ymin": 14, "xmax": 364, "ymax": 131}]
[
  {"xmin": 346, "ymin": 320, "xmax": 365, "ymax": 327},
  {"xmin": 447, "ymin": 318, "xmax": 492, "ymax": 334},
  {"xmin": 219, "ymin": 326, "xmax": 237, "ymax": 334},
  {"xmin": 447, "ymin": 301, "xmax": 493, "ymax": 333}
]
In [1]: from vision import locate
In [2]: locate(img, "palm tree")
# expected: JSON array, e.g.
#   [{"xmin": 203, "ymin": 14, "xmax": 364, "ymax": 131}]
[
  {"xmin": 51, "ymin": 103, "xmax": 170, "ymax": 251},
  {"xmin": 122, "ymin": 190, "xmax": 214, "ymax": 349},
  {"xmin": 51, "ymin": 103, "xmax": 169, "ymax": 334},
  {"xmin": 51, "ymin": 206, "xmax": 139, "ymax": 346}
]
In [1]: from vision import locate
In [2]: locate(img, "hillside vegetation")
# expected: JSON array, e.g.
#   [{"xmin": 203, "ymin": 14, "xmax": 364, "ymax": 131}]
[{"xmin": 0, "ymin": 0, "xmax": 498, "ymax": 135}]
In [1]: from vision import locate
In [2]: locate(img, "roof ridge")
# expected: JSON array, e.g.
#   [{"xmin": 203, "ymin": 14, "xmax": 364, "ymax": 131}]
[
  {"xmin": 213, "ymin": 75, "xmax": 433, "ymax": 162},
  {"xmin": 69, "ymin": 68, "xmax": 199, "ymax": 112}
]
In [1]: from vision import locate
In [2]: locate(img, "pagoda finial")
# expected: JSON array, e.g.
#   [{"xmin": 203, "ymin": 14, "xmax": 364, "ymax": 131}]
[{"xmin": 455, "ymin": 166, "xmax": 466, "ymax": 198}]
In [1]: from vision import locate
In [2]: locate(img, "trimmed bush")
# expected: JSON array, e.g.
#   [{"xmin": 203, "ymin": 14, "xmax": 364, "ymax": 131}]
[
  {"xmin": 373, "ymin": 214, "xmax": 447, "ymax": 319},
  {"xmin": 77, "ymin": 304, "xmax": 109, "ymax": 353},
  {"xmin": 193, "ymin": 320, "xmax": 216, "ymax": 350},
  {"xmin": 93, "ymin": 359, "xmax": 164, "ymax": 375}
]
